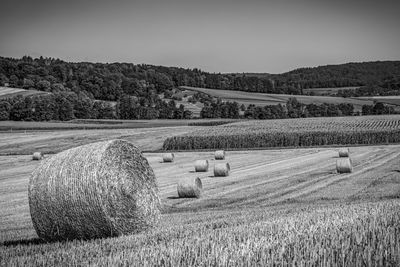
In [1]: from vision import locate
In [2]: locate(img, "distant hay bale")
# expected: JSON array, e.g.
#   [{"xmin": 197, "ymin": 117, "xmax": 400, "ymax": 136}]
[
  {"xmin": 194, "ymin": 160, "xmax": 209, "ymax": 172},
  {"xmin": 32, "ymin": 152, "xmax": 43, "ymax": 160},
  {"xmin": 215, "ymin": 150, "xmax": 225, "ymax": 160},
  {"xmin": 28, "ymin": 139, "xmax": 161, "ymax": 242},
  {"xmin": 163, "ymin": 153, "xmax": 175, "ymax": 162},
  {"xmin": 177, "ymin": 177, "xmax": 202, "ymax": 198},
  {"xmin": 336, "ymin": 158, "xmax": 353, "ymax": 173},
  {"xmin": 338, "ymin": 148, "xmax": 350, "ymax": 157},
  {"xmin": 214, "ymin": 163, "xmax": 230, "ymax": 177}
]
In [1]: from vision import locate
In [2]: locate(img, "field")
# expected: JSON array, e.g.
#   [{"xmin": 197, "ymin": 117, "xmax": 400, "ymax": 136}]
[
  {"xmin": 0, "ymin": 119, "xmax": 238, "ymax": 132},
  {"xmin": 0, "ymin": 87, "xmax": 48, "ymax": 99},
  {"xmin": 1, "ymin": 119, "xmax": 400, "ymax": 265},
  {"xmin": 356, "ymin": 96, "xmax": 400, "ymax": 107},
  {"xmin": 303, "ymin": 86, "xmax": 359, "ymax": 95},
  {"xmin": 180, "ymin": 86, "xmax": 375, "ymax": 112},
  {"xmin": 1, "ymin": 139, "xmax": 400, "ymax": 265},
  {"xmin": 164, "ymin": 115, "xmax": 400, "ymax": 150}
]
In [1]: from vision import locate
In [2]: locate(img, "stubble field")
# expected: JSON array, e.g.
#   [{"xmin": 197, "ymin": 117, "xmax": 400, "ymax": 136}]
[{"xmin": 1, "ymin": 121, "xmax": 400, "ymax": 265}]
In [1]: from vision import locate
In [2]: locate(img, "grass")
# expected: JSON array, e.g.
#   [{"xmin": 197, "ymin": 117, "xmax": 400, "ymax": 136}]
[{"xmin": 1, "ymin": 129, "xmax": 400, "ymax": 265}]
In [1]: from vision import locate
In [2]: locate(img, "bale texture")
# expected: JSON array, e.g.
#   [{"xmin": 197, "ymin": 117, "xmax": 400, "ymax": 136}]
[
  {"xmin": 214, "ymin": 163, "xmax": 230, "ymax": 177},
  {"xmin": 336, "ymin": 158, "xmax": 353, "ymax": 173},
  {"xmin": 338, "ymin": 148, "xmax": 350, "ymax": 157},
  {"xmin": 194, "ymin": 160, "xmax": 209, "ymax": 172},
  {"xmin": 215, "ymin": 150, "xmax": 225, "ymax": 160},
  {"xmin": 28, "ymin": 139, "xmax": 161, "ymax": 241},
  {"xmin": 163, "ymin": 153, "xmax": 175, "ymax": 162},
  {"xmin": 32, "ymin": 152, "xmax": 43, "ymax": 160},
  {"xmin": 177, "ymin": 177, "xmax": 202, "ymax": 198}
]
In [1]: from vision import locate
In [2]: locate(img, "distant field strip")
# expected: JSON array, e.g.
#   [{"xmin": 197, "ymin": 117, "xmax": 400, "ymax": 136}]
[
  {"xmin": 180, "ymin": 86, "xmax": 374, "ymax": 111},
  {"xmin": 0, "ymin": 87, "xmax": 48, "ymax": 99},
  {"xmin": 163, "ymin": 115, "xmax": 400, "ymax": 150}
]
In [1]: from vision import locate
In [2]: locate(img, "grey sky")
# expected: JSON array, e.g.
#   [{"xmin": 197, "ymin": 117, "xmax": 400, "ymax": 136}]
[{"xmin": 0, "ymin": 0, "xmax": 399, "ymax": 73}]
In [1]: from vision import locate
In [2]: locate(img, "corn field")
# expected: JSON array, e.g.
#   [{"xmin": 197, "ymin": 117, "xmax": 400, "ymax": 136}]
[{"xmin": 164, "ymin": 115, "xmax": 400, "ymax": 150}]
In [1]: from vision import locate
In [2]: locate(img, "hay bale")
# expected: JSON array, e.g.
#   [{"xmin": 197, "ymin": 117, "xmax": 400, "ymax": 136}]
[
  {"xmin": 215, "ymin": 150, "xmax": 225, "ymax": 160},
  {"xmin": 214, "ymin": 163, "xmax": 230, "ymax": 177},
  {"xmin": 28, "ymin": 139, "xmax": 161, "ymax": 241},
  {"xmin": 336, "ymin": 158, "xmax": 353, "ymax": 173},
  {"xmin": 177, "ymin": 177, "xmax": 202, "ymax": 198},
  {"xmin": 163, "ymin": 153, "xmax": 174, "ymax": 162},
  {"xmin": 194, "ymin": 160, "xmax": 209, "ymax": 172},
  {"xmin": 338, "ymin": 148, "xmax": 350, "ymax": 157},
  {"xmin": 32, "ymin": 152, "xmax": 43, "ymax": 160}
]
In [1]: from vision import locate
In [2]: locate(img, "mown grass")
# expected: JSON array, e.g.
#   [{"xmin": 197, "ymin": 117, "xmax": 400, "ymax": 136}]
[{"xmin": 1, "ymin": 200, "xmax": 399, "ymax": 266}]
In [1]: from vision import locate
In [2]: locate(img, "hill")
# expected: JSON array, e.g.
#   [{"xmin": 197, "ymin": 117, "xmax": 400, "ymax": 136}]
[
  {"xmin": 1, "ymin": 57, "xmax": 399, "ymax": 100},
  {"xmin": 181, "ymin": 86, "xmax": 377, "ymax": 112}
]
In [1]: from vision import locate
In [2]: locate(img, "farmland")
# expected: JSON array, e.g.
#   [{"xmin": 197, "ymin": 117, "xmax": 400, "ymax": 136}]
[
  {"xmin": 1, "ymin": 140, "xmax": 400, "ymax": 265},
  {"xmin": 0, "ymin": 87, "xmax": 48, "ymax": 99},
  {"xmin": 303, "ymin": 86, "xmax": 360, "ymax": 95},
  {"xmin": 180, "ymin": 86, "xmax": 376, "ymax": 112},
  {"xmin": 1, "ymin": 117, "xmax": 400, "ymax": 265},
  {"xmin": 164, "ymin": 115, "xmax": 400, "ymax": 150}
]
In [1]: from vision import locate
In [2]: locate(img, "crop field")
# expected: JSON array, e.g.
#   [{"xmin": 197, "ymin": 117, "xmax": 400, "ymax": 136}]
[
  {"xmin": 180, "ymin": 86, "xmax": 377, "ymax": 112},
  {"xmin": 303, "ymin": 86, "xmax": 360, "ymax": 95},
  {"xmin": 0, "ymin": 87, "xmax": 48, "ymax": 99},
  {"xmin": 164, "ymin": 115, "xmax": 400, "ymax": 150},
  {"xmin": 356, "ymin": 96, "xmax": 400, "ymax": 107},
  {"xmin": 0, "ymin": 118, "xmax": 238, "ymax": 132},
  {"xmin": 0, "ymin": 126, "xmax": 208, "ymax": 155},
  {"xmin": 1, "ymin": 141, "xmax": 400, "ymax": 265}
]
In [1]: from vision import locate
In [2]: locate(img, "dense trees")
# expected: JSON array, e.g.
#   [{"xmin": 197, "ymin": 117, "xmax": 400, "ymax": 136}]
[
  {"xmin": 1, "ymin": 56, "xmax": 399, "ymax": 121},
  {"xmin": 1, "ymin": 57, "xmax": 399, "ymax": 99},
  {"xmin": 199, "ymin": 98, "xmax": 396, "ymax": 120}
]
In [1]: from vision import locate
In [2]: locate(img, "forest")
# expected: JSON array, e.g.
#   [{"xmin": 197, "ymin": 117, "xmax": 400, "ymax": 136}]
[{"xmin": 0, "ymin": 56, "xmax": 399, "ymax": 121}]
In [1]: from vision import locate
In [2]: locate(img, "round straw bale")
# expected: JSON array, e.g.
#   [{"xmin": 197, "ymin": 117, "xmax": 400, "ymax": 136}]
[
  {"xmin": 163, "ymin": 153, "xmax": 174, "ymax": 162},
  {"xmin": 28, "ymin": 139, "xmax": 161, "ymax": 242},
  {"xmin": 177, "ymin": 177, "xmax": 202, "ymax": 198},
  {"xmin": 215, "ymin": 150, "xmax": 225, "ymax": 160},
  {"xmin": 32, "ymin": 152, "xmax": 43, "ymax": 160},
  {"xmin": 194, "ymin": 160, "xmax": 209, "ymax": 172},
  {"xmin": 214, "ymin": 163, "xmax": 230, "ymax": 177},
  {"xmin": 338, "ymin": 148, "xmax": 350, "ymax": 157},
  {"xmin": 336, "ymin": 158, "xmax": 353, "ymax": 173}
]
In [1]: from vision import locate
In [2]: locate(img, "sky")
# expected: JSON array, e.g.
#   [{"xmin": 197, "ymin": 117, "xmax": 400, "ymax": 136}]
[{"xmin": 0, "ymin": 0, "xmax": 399, "ymax": 73}]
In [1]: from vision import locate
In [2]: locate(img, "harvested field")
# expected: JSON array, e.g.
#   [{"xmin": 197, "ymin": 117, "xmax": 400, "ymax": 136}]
[
  {"xmin": 0, "ymin": 126, "xmax": 205, "ymax": 155},
  {"xmin": 1, "ymin": 145, "xmax": 400, "ymax": 265}
]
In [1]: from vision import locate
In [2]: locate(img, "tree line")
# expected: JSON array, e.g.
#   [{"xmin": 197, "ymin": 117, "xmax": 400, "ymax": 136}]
[
  {"xmin": 199, "ymin": 98, "xmax": 396, "ymax": 119},
  {"xmin": 1, "ymin": 56, "xmax": 399, "ymax": 99},
  {"xmin": 0, "ymin": 92, "xmax": 191, "ymax": 121}
]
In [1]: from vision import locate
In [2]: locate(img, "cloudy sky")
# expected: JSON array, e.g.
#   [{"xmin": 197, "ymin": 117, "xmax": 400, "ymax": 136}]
[{"xmin": 0, "ymin": 0, "xmax": 399, "ymax": 73}]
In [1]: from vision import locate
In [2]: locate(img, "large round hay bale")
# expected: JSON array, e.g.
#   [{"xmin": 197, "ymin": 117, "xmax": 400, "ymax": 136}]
[
  {"xmin": 177, "ymin": 177, "xmax": 202, "ymax": 198},
  {"xmin": 194, "ymin": 160, "xmax": 209, "ymax": 172},
  {"xmin": 28, "ymin": 139, "xmax": 161, "ymax": 241},
  {"xmin": 32, "ymin": 152, "xmax": 43, "ymax": 160},
  {"xmin": 163, "ymin": 153, "xmax": 174, "ymax": 162},
  {"xmin": 215, "ymin": 150, "xmax": 225, "ymax": 160},
  {"xmin": 336, "ymin": 158, "xmax": 353, "ymax": 173},
  {"xmin": 338, "ymin": 148, "xmax": 350, "ymax": 157},
  {"xmin": 214, "ymin": 163, "xmax": 230, "ymax": 177}
]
